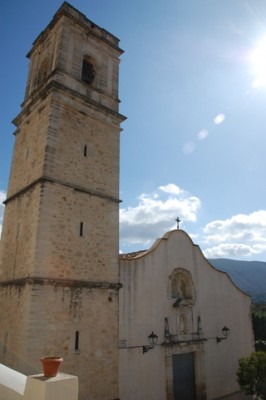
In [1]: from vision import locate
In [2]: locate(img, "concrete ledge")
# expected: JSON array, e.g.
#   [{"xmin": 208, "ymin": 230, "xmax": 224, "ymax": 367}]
[
  {"xmin": 0, "ymin": 364, "xmax": 78, "ymax": 400},
  {"xmin": 0, "ymin": 364, "xmax": 27, "ymax": 398},
  {"xmin": 24, "ymin": 373, "xmax": 78, "ymax": 400}
]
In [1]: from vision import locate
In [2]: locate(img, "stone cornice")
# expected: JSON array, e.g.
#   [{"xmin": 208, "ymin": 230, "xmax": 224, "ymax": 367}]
[
  {"xmin": 4, "ymin": 176, "xmax": 121, "ymax": 205},
  {"xmin": 0, "ymin": 276, "xmax": 122, "ymax": 291},
  {"xmin": 13, "ymin": 78, "xmax": 126, "ymax": 128}
]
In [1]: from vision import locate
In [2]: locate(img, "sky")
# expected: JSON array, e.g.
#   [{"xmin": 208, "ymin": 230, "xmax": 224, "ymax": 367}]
[{"xmin": 1, "ymin": 0, "xmax": 266, "ymax": 261}]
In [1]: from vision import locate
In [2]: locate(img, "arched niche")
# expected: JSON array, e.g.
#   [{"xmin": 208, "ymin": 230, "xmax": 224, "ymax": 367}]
[{"xmin": 169, "ymin": 268, "xmax": 195, "ymax": 307}]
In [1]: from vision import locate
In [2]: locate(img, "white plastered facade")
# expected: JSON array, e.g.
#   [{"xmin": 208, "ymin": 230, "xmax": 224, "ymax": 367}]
[{"xmin": 119, "ymin": 230, "xmax": 254, "ymax": 400}]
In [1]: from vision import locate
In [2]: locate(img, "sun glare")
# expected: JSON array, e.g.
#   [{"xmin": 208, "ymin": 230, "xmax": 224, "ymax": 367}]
[{"xmin": 250, "ymin": 37, "xmax": 266, "ymax": 88}]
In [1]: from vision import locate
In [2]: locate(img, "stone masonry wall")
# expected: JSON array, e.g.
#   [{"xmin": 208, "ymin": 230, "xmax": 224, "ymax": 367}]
[
  {"xmin": 0, "ymin": 284, "xmax": 31, "ymax": 372},
  {"xmin": 35, "ymin": 181, "xmax": 119, "ymax": 282},
  {"xmin": 44, "ymin": 91, "xmax": 120, "ymax": 200},
  {"xmin": 0, "ymin": 282, "xmax": 119, "ymax": 400},
  {"xmin": 7, "ymin": 97, "xmax": 50, "ymax": 199},
  {"xmin": 29, "ymin": 283, "xmax": 119, "ymax": 400},
  {"xmin": 0, "ymin": 185, "xmax": 41, "ymax": 281}
]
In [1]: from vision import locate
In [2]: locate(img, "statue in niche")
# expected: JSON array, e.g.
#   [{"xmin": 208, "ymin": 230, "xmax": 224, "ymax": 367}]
[
  {"xmin": 179, "ymin": 278, "xmax": 187, "ymax": 298},
  {"xmin": 171, "ymin": 272, "xmax": 193, "ymax": 307}
]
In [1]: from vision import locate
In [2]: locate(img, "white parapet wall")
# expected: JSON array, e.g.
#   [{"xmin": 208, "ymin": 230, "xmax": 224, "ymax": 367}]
[
  {"xmin": 0, "ymin": 363, "xmax": 26, "ymax": 400},
  {"xmin": 0, "ymin": 364, "xmax": 78, "ymax": 400}
]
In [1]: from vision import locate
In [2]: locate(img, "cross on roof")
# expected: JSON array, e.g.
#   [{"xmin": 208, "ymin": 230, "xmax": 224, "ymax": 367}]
[{"xmin": 175, "ymin": 217, "xmax": 181, "ymax": 229}]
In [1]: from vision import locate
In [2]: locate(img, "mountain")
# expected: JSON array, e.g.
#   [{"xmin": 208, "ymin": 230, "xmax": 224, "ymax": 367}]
[{"xmin": 208, "ymin": 259, "xmax": 266, "ymax": 303}]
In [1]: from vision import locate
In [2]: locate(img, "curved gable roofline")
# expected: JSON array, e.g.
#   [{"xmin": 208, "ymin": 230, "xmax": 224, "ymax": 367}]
[
  {"xmin": 119, "ymin": 229, "xmax": 192, "ymax": 260},
  {"xmin": 120, "ymin": 229, "xmax": 251, "ymax": 298}
]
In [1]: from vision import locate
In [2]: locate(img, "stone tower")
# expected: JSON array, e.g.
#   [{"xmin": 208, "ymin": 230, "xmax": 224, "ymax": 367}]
[{"xmin": 0, "ymin": 3, "xmax": 125, "ymax": 399}]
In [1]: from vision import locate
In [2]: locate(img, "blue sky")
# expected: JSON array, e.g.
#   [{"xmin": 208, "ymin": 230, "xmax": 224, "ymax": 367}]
[{"xmin": 1, "ymin": 0, "xmax": 266, "ymax": 261}]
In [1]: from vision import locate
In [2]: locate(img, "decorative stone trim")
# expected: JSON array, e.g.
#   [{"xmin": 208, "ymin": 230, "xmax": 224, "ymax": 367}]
[
  {"xmin": 0, "ymin": 277, "xmax": 122, "ymax": 291},
  {"xmin": 4, "ymin": 176, "xmax": 121, "ymax": 205},
  {"xmin": 14, "ymin": 79, "xmax": 126, "ymax": 127}
]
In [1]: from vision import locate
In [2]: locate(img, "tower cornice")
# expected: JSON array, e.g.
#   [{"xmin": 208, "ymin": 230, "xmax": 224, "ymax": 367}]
[
  {"xmin": 0, "ymin": 276, "xmax": 123, "ymax": 291},
  {"xmin": 13, "ymin": 78, "xmax": 126, "ymax": 128},
  {"xmin": 27, "ymin": 2, "xmax": 123, "ymax": 59},
  {"xmin": 4, "ymin": 175, "xmax": 122, "ymax": 206}
]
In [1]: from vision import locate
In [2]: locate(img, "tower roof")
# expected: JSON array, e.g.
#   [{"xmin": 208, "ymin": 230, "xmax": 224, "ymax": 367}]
[{"xmin": 27, "ymin": 1, "xmax": 123, "ymax": 58}]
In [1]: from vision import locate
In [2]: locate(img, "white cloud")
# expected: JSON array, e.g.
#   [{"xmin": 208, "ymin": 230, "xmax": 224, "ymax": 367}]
[
  {"xmin": 0, "ymin": 191, "xmax": 6, "ymax": 236},
  {"xmin": 120, "ymin": 184, "xmax": 201, "ymax": 251},
  {"xmin": 159, "ymin": 183, "xmax": 182, "ymax": 196},
  {"xmin": 204, "ymin": 243, "xmax": 262, "ymax": 258},
  {"xmin": 120, "ymin": 187, "xmax": 266, "ymax": 259},
  {"xmin": 202, "ymin": 210, "xmax": 266, "ymax": 258}
]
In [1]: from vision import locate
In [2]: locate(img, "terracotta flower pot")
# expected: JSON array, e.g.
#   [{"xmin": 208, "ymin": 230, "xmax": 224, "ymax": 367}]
[{"xmin": 40, "ymin": 356, "xmax": 63, "ymax": 377}]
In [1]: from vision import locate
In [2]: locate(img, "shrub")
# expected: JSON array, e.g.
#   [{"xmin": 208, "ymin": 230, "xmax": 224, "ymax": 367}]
[{"xmin": 236, "ymin": 351, "xmax": 266, "ymax": 399}]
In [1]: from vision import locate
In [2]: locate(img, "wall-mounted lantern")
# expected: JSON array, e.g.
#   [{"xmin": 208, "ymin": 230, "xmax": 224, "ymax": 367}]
[
  {"xmin": 216, "ymin": 326, "xmax": 230, "ymax": 343},
  {"xmin": 143, "ymin": 331, "xmax": 158, "ymax": 354}
]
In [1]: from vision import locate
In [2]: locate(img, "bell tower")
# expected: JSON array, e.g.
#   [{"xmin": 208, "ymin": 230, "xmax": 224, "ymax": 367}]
[{"xmin": 0, "ymin": 3, "xmax": 125, "ymax": 399}]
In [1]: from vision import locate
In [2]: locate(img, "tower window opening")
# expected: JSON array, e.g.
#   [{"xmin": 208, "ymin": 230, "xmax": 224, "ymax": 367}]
[
  {"xmin": 75, "ymin": 331, "xmax": 80, "ymax": 352},
  {"xmin": 79, "ymin": 222, "xmax": 84, "ymax": 237},
  {"xmin": 82, "ymin": 58, "xmax": 95, "ymax": 84},
  {"xmin": 84, "ymin": 145, "xmax": 87, "ymax": 157},
  {"xmin": 34, "ymin": 57, "xmax": 50, "ymax": 89},
  {"xmin": 15, "ymin": 223, "xmax": 20, "ymax": 239},
  {"xmin": 24, "ymin": 147, "xmax": 29, "ymax": 160}
]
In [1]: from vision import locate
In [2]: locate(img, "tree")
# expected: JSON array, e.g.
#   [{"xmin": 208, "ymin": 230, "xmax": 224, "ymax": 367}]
[
  {"xmin": 236, "ymin": 352, "xmax": 266, "ymax": 400},
  {"xmin": 252, "ymin": 303, "xmax": 266, "ymax": 351}
]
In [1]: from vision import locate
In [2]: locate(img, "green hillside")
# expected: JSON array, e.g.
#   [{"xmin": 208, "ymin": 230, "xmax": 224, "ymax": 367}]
[{"xmin": 208, "ymin": 259, "xmax": 266, "ymax": 303}]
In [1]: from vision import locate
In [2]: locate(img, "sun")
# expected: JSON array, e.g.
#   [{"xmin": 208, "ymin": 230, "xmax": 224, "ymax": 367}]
[{"xmin": 249, "ymin": 37, "xmax": 266, "ymax": 88}]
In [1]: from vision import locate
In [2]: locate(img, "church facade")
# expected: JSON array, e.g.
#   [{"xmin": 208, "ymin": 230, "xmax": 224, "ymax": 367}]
[
  {"xmin": 0, "ymin": 3, "xmax": 254, "ymax": 400},
  {"xmin": 119, "ymin": 230, "xmax": 254, "ymax": 400}
]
